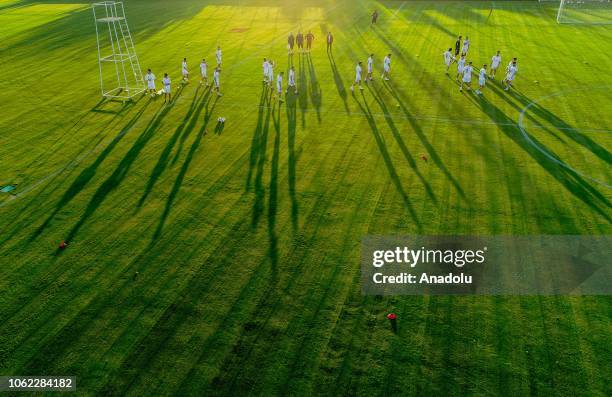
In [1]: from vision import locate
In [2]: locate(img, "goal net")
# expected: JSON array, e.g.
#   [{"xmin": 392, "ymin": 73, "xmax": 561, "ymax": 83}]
[{"xmin": 557, "ymin": 0, "xmax": 612, "ymax": 24}]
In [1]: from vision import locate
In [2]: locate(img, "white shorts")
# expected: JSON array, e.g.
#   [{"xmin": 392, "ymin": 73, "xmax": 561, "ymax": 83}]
[
  {"xmin": 445, "ymin": 60, "xmax": 451, "ymax": 67},
  {"xmin": 277, "ymin": 86, "xmax": 282, "ymax": 93},
  {"xmin": 462, "ymin": 76, "xmax": 471, "ymax": 83},
  {"xmin": 201, "ymin": 71, "xmax": 207, "ymax": 78},
  {"xmin": 491, "ymin": 64, "xmax": 500, "ymax": 70},
  {"xmin": 384, "ymin": 66, "xmax": 390, "ymax": 73},
  {"xmin": 355, "ymin": 74, "xmax": 361, "ymax": 82},
  {"xmin": 216, "ymin": 57, "xmax": 222, "ymax": 64},
  {"xmin": 147, "ymin": 82, "xmax": 155, "ymax": 90},
  {"xmin": 457, "ymin": 66, "xmax": 464, "ymax": 74},
  {"xmin": 479, "ymin": 77, "xmax": 486, "ymax": 86},
  {"xmin": 368, "ymin": 66, "xmax": 373, "ymax": 73},
  {"xmin": 164, "ymin": 85, "xmax": 171, "ymax": 93},
  {"xmin": 288, "ymin": 80, "xmax": 295, "ymax": 86},
  {"xmin": 214, "ymin": 80, "xmax": 220, "ymax": 87},
  {"xmin": 506, "ymin": 75, "xmax": 514, "ymax": 82},
  {"xmin": 182, "ymin": 69, "xmax": 188, "ymax": 76}
]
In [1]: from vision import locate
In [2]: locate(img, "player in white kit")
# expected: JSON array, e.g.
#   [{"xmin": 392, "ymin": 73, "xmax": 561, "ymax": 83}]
[
  {"xmin": 276, "ymin": 72, "xmax": 284, "ymax": 102},
  {"xmin": 459, "ymin": 61, "xmax": 473, "ymax": 92},
  {"xmin": 213, "ymin": 68, "xmax": 222, "ymax": 96},
  {"xmin": 489, "ymin": 51, "xmax": 501, "ymax": 79},
  {"xmin": 443, "ymin": 48, "xmax": 455, "ymax": 74},
  {"xmin": 475, "ymin": 64, "xmax": 487, "ymax": 95},
  {"xmin": 462, "ymin": 37, "xmax": 470, "ymax": 56},
  {"xmin": 199, "ymin": 59, "xmax": 208, "ymax": 86},
  {"xmin": 162, "ymin": 73, "xmax": 171, "ymax": 103},
  {"xmin": 351, "ymin": 61, "xmax": 363, "ymax": 92},
  {"xmin": 263, "ymin": 58, "xmax": 269, "ymax": 84},
  {"xmin": 503, "ymin": 60, "xmax": 518, "ymax": 91},
  {"xmin": 181, "ymin": 58, "xmax": 189, "ymax": 83},
  {"xmin": 216, "ymin": 46, "xmax": 222, "ymax": 68},
  {"xmin": 366, "ymin": 54, "xmax": 374, "ymax": 82},
  {"xmin": 287, "ymin": 66, "xmax": 297, "ymax": 94},
  {"xmin": 145, "ymin": 69, "xmax": 156, "ymax": 97},
  {"xmin": 456, "ymin": 55, "xmax": 466, "ymax": 82},
  {"xmin": 267, "ymin": 61, "xmax": 274, "ymax": 88},
  {"xmin": 381, "ymin": 54, "xmax": 391, "ymax": 80}
]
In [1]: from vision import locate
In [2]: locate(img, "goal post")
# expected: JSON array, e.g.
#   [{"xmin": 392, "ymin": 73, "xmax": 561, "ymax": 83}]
[{"xmin": 556, "ymin": 0, "xmax": 612, "ymax": 24}]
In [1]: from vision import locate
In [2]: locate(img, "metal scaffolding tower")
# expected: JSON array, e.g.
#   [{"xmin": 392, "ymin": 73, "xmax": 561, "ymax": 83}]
[{"xmin": 92, "ymin": 1, "xmax": 145, "ymax": 100}]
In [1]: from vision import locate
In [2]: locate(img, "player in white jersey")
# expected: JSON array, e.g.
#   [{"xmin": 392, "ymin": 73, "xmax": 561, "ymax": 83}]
[
  {"xmin": 276, "ymin": 72, "xmax": 284, "ymax": 102},
  {"xmin": 456, "ymin": 55, "xmax": 466, "ymax": 82},
  {"xmin": 351, "ymin": 61, "xmax": 364, "ymax": 92},
  {"xmin": 266, "ymin": 60, "xmax": 274, "ymax": 88},
  {"xmin": 287, "ymin": 66, "xmax": 297, "ymax": 94},
  {"xmin": 145, "ymin": 69, "xmax": 156, "ymax": 96},
  {"xmin": 443, "ymin": 48, "xmax": 455, "ymax": 74},
  {"xmin": 489, "ymin": 51, "xmax": 502, "ymax": 78},
  {"xmin": 216, "ymin": 46, "xmax": 222, "ymax": 68},
  {"xmin": 381, "ymin": 54, "xmax": 391, "ymax": 80},
  {"xmin": 263, "ymin": 58, "xmax": 269, "ymax": 84},
  {"xmin": 459, "ymin": 61, "xmax": 473, "ymax": 92},
  {"xmin": 181, "ymin": 58, "xmax": 189, "ymax": 82},
  {"xmin": 475, "ymin": 64, "xmax": 487, "ymax": 95},
  {"xmin": 213, "ymin": 68, "xmax": 222, "ymax": 96},
  {"xmin": 162, "ymin": 73, "xmax": 171, "ymax": 103},
  {"xmin": 366, "ymin": 54, "xmax": 374, "ymax": 82},
  {"xmin": 462, "ymin": 36, "xmax": 470, "ymax": 56},
  {"xmin": 199, "ymin": 59, "xmax": 208, "ymax": 86},
  {"xmin": 507, "ymin": 57, "xmax": 518, "ymax": 71},
  {"xmin": 502, "ymin": 60, "xmax": 518, "ymax": 91}
]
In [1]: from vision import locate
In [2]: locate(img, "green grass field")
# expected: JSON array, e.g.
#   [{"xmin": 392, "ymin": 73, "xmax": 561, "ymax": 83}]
[{"xmin": 1, "ymin": 0, "xmax": 611, "ymax": 395}]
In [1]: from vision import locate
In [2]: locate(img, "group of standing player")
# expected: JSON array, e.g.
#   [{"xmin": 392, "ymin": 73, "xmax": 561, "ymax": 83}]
[
  {"xmin": 444, "ymin": 35, "xmax": 519, "ymax": 95},
  {"xmin": 143, "ymin": 46, "xmax": 224, "ymax": 103},
  {"xmin": 350, "ymin": 53, "xmax": 392, "ymax": 92}
]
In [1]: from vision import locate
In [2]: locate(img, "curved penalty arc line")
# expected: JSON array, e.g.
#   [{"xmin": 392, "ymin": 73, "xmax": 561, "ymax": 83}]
[{"xmin": 517, "ymin": 86, "xmax": 612, "ymax": 190}]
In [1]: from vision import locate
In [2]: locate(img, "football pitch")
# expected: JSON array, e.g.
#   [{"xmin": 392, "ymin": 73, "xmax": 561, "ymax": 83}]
[{"xmin": 0, "ymin": 0, "xmax": 611, "ymax": 395}]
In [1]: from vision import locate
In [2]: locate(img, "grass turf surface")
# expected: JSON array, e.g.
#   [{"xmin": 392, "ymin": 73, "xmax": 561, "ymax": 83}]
[{"xmin": 1, "ymin": 0, "xmax": 611, "ymax": 395}]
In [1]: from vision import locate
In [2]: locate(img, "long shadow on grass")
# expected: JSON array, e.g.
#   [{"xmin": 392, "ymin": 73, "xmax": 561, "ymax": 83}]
[
  {"xmin": 246, "ymin": 86, "xmax": 269, "ymax": 191},
  {"xmin": 463, "ymin": 91, "xmax": 611, "ymax": 221},
  {"xmin": 268, "ymin": 103, "xmax": 282, "ymax": 269},
  {"xmin": 286, "ymin": 91, "xmax": 299, "ymax": 233},
  {"xmin": 327, "ymin": 51, "xmax": 350, "ymax": 113},
  {"xmin": 61, "ymin": 86, "xmax": 185, "ymax": 244},
  {"xmin": 384, "ymin": 83, "xmax": 467, "ymax": 200},
  {"xmin": 150, "ymin": 94, "xmax": 217, "ymax": 242},
  {"xmin": 251, "ymin": 92, "xmax": 274, "ymax": 228},
  {"xmin": 368, "ymin": 83, "xmax": 437, "ymax": 204},
  {"xmin": 298, "ymin": 53, "xmax": 308, "ymax": 127},
  {"xmin": 137, "ymin": 86, "xmax": 210, "ymax": 209},
  {"xmin": 353, "ymin": 91, "xmax": 422, "ymax": 228},
  {"xmin": 306, "ymin": 52, "xmax": 322, "ymax": 124},
  {"xmin": 30, "ymin": 99, "xmax": 152, "ymax": 241}
]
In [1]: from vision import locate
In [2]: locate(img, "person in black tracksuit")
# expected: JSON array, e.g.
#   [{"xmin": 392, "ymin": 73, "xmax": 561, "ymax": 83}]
[{"xmin": 455, "ymin": 35, "xmax": 462, "ymax": 57}]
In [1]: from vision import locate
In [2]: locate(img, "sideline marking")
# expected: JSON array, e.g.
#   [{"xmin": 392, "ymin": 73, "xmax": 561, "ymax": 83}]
[
  {"xmin": 517, "ymin": 86, "xmax": 612, "ymax": 189},
  {"xmin": 393, "ymin": 2, "xmax": 407, "ymax": 17}
]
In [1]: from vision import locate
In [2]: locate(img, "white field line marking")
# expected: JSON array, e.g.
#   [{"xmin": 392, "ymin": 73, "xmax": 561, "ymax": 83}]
[
  {"xmin": 393, "ymin": 2, "xmax": 407, "ymax": 17},
  {"xmin": 517, "ymin": 86, "xmax": 612, "ymax": 189}
]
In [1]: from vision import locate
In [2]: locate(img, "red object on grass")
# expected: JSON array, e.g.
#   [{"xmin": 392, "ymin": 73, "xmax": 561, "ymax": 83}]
[
  {"xmin": 420, "ymin": 154, "xmax": 428, "ymax": 162},
  {"xmin": 387, "ymin": 313, "xmax": 397, "ymax": 320},
  {"xmin": 59, "ymin": 241, "xmax": 68, "ymax": 249}
]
